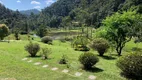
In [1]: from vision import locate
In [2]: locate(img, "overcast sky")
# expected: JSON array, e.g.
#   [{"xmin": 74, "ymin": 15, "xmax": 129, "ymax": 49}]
[{"xmin": 0, "ymin": 0, "xmax": 56, "ymax": 11}]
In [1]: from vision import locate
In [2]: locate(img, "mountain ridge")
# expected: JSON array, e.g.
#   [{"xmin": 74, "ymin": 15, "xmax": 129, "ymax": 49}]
[{"xmin": 20, "ymin": 9, "xmax": 40, "ymax": 15}]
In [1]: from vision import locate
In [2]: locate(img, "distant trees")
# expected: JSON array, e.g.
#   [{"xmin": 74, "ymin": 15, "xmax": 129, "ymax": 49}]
[
  {"xmin": 14, "ymin": 28, "xmax": 20, "ymax": 40},
  {"xmin": 133, "ymin": 14, "xmax": 142, "ymax": 41},
  {"xmin": 101, "ymin": 11, "xmax": 142, "ymax": 56},
  {"xmin": 0, "ymin": 3, "xmax": 26, "ymax": 27},
  {"xmin": 0, "ymin": 24, "xmax": 9, "ymax": 40},
  {"xmin": 36, "ymin": 24, "xmax": 48, "ymax": 38},
  {"xmin": 0, "ymin": 0, "xmax": 141, "ymax": 31}
]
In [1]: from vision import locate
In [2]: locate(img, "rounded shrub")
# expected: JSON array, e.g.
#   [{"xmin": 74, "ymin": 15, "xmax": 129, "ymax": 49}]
[
  {"xmin": 90, "ymin": 38, "xmax": 109, "ymax": 56},
  {"xmin": 41, "ymin": 36, "xmax": 52, "ymax": 44},
  {"xmin": 25, "ymin": 42, "xmax": 40, "ymax": 57},
  {"xmin": 117, "ymin": 53, "xmax": 142, "ymax": 79},
  {"xmin": 79, "ymin": 52, "xmax": 99, "ymax": 69}
]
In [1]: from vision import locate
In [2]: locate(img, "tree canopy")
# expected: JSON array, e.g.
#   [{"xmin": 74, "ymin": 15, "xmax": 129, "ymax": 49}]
[{"xmin": 101, "ymin": 11, "xmax": 142, "ymax": 56}]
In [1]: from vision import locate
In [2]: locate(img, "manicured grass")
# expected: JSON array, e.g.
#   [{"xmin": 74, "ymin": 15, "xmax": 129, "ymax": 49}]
[{"xmin": 1, "ymin": 38, "xmax": 139, "ymax": 80}]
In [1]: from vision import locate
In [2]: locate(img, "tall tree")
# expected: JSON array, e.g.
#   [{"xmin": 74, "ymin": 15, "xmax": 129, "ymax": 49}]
[{"xmin": 101, "ymin": 11, "xmax": 141, "ymax": 56}]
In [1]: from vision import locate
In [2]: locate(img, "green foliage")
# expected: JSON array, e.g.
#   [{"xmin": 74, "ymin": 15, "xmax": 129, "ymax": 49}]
[
  {"xmin": 75, "ymin": 9, "xmax": 89, "ymax": 25},
  {"xmin": 36, "ymin": 24, "xmax": 48, "ymax": 38},
  {"xmin": 0, "ymin": 24, "xmax": 9, "ymax": 40},
  {"xmin": 14, "ymin": 28, "xmax": 20, "ymax": 40},
  {"xmin": 59, "ymin": 54, "xmax": 68, "ymax": 64},
  {"xmin": 59, "ymin": 38, "xmax": 66, "ymax": 43},
  {"xmin": 132, "ymin": 14, "xmax": 142, "ymax": 42},
  {"xmin": 101, "ymin": 11, "xmax": 140, "ymax": 56},
  {"xmin": 75, "ymin": 45, "xmax": 90, "ymax": 51},
  {"xmin": 72, "ymin": 36, "xmax": 90, "ymax": 51},
  {"xmin": 25, "ymin": 42, "xmax": 40, "ymax": 57},
  {"xmin": 132, "ymin": 47, "xmax": 142, "ymax": 52},
  {"xmin": 0, "ymin": 0, "xmax": 142, "ymax": 30},
  {"xmin": 41, "ymin": 0, "xmax": 141, "ymax": 28},
  {"xmin": 117, "ymin": 53, "xmax": 142, "ymax": 79},
  {"xmin": 60, "ymin": 36, "xmax": 73, "ymax": 43},
  {"xmin": 94, "ymin": 28, "xmax": 107, "ymax": 38},
  {"xmin": 72, "ymin": 36, "xmax": 89, "ymax": 47},
  {"xmin": 79, "ymin": 52, "xmax": 99, "ymax": 69},
  {"xmin": 0, "ymin": 4, "xmax": 26, "ymax": 30},
  {"xmin": 41, "ymin": 36, "xmax": 52, "ymax": 44},
  {"xmin": 14, "ymin": 33, "xmax": 20, "ymax": 40},
  {"xmin": 41, "ymin": 47, "xmax": 52, "ymax": 60},
  {"xmin": 61, "ymin": 16, "xmax": 72, "ymax": 27},
  {"xmin": 90, "ymin": 38, "xmax": 110, "ymax": 56}
]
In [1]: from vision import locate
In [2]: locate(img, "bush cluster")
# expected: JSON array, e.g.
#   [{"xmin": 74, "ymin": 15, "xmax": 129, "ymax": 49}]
[
  {"xmin": 60, "ymin": 37, "xmax": 73, "ymax": 43},
  {"xmin": 117, "ymin": 53, "xmax": 142, "ymax": 79},
  {"xmin": 79, "ymin": 52, "xmax": 99, "ymax": 69},
  {"xmin": 72, "ymin": 36, "xmax": 90, "ymax": 51},
  {"xmin": 90, "ymin": 38, "xmax": 109, "ymax": 56},
  {"xmin": 72, "ymin": 36, "xmax": 89, "ymax": 47},
  {"xmin": 41, "ymin": 47, "xmax": 52, "ymax": 60},
  {"xmin": 75, "ymin": 45, "xmax": 90, "ymax": 51},
  {"xmin": 41, "ymin": 36, "xmax": 52, "ymax": 44},
  {"xmin": 25, "ymin": 42, "xmax": 40, "ymax": 57}
]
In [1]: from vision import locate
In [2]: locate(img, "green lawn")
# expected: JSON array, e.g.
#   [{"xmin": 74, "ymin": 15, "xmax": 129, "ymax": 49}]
[{"xmin": 0, "ymin": 37, "xmax": 139, "ymax": 80}]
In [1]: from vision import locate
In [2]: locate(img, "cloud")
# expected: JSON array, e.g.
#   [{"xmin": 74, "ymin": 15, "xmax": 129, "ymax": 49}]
[
  {"xmin": 45, "ymin": 0, "xmax": 55, "ymax": 5},
  {"xmin": 34, "ymin": 6, "xmax": 41, "ymax": 9},
  {"xmin": 31, "ymin": 1, "xmax": 41, "ymax": 5},
  {"xmin": 17, "ymin": 0, "xmax": 21, "ymax": 3}
]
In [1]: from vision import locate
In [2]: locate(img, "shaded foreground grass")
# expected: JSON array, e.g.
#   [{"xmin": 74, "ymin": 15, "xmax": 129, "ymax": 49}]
[{"xmin": 0, "ymin": 40, "xmax": 130, "ymax": 80}]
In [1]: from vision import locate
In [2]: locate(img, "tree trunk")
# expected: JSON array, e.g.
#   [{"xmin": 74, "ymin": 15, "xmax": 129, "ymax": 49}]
[
  {"xmin": 118, "ymin": 50, "xmax": 122, "ymax": 56},
  {"xmin": 116, "ymin": 46, "xmax": 123, "ymax": 56}
]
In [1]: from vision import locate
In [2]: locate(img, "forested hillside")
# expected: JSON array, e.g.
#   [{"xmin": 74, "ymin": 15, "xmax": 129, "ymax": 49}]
[
  {"xmin": 0, "ymin": 3, "xmax": 40, "ymax": 33},
  {"xmin": 0, "ymin": 3, "xmax": 26, "ymax": 30},
  {"xmin": 40, "ymin": 0, "xmax": 142, "ymax": 28},
  {"xmin": 20, "ymin": 9, "xmax": 40, "ymax": 16},
  {"xmin": 0, "ymin": 0, "xmax": 141, "ymax": 31}
]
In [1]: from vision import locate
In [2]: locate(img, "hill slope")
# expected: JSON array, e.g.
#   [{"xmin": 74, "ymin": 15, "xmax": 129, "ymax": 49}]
[
  {"xmin": 20, "ymin": 9, "xmax": 40, "ymax": 15},
  {"xmin": 0, "ymin": 3, "xmax": 26, "ymax": 29},
  {"xmin": 40, "ymin": 0, "xmax": 142, "ymax": 28}
]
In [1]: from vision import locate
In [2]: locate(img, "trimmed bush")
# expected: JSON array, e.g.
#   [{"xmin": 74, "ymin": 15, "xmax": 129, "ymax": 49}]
[
  {"xmin": 41, "ymin": 36, "xmax": 52, "ymax": 44},
  {"xmin": 25, "ymin": 42, "xmax": 40, "ymax": 57},
  {"xmin": 90, "ymin": 38, "xmax": 109, "ymax": 56},
  {"xmin": 79, "ymin": 52, "xmax": 99, "ymax": 69},
  {"xmin": 117, "ymin": 53, "xmax": 142, "ymax": 79}
]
